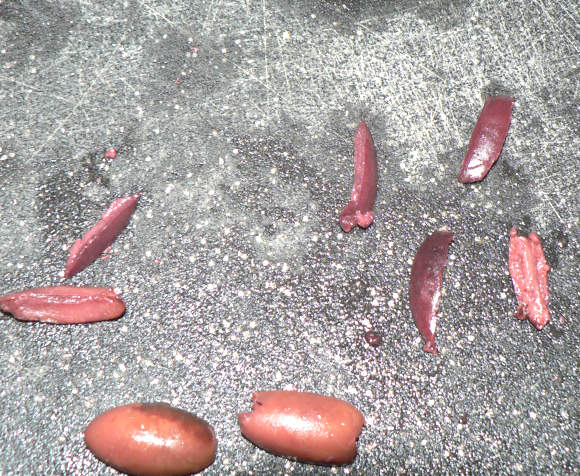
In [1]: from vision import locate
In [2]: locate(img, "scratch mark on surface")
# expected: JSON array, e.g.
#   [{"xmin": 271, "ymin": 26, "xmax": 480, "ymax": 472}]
[
  {"xmin": 539, "ymin": 191, "xmax": 579, "ymax": 245},
  {"xmin": 530, "ymin": 0, "xmax": 579, "ymax": 54},
  {"xmin": 202, "ymin": 0, "xmax": 216, "ymax": 34},
  {"xmin": 137, "ymin": 0, "xmax": 176, "ymax": 26},
  {"xmin": 29, "ymin": 44, "xmax": 121, "ymax": 162},
  {"xmin": 0, "ymin": 76, "xmax": 76, "ymax": 105},
  {"xmin": 262, "ymin": 0, "xmax": 270, "ymax": 114}
]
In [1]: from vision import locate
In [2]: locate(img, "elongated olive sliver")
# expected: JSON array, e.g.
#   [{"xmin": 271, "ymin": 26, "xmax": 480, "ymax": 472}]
[
  {"xmin": 458, "ymin": 96, "xmax": 514, "ymax": 183},
  {"xmin": 508, "ymin": 227, "xmax": 551, "ymax": 330},
  {"xmin": 340, "ymin": 121, "xmax": 378, "ymax": 232},
  {"xmin": 409, "ymin": 230, "xmax": 454, "ymax": 354},
  {"xmin": 64, "ymin": 193, "xmax": 140, "ymax": 278}
]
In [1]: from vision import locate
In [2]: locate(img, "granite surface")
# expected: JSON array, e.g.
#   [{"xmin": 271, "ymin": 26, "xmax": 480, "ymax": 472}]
[{"xmin": 0, "ymin": 1, "xmax": 578, "ymax": 474}]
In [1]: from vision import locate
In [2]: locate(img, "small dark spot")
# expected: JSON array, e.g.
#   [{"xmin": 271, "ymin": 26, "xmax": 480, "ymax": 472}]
[
  {"xmin": 263, "ymin": 223, "xmax": 276, "ymax": 236},
  {"xmin": 459, "ymin": 414, "xmax": 468, "ymax": 425},
  {"xmin": 501, "ymin": 160, "xmax": 517, "ymax": 179},
  {"xmin": 543, "ymin": 230, "xmax": 562, "ymax": 270},
  {"xmin": 520, "ymin": 215, "xmax": 532, "ymax": 231},
  {"xmin": 364, "ymin": 331, "xmax": 382, "ymax": 347},
  {"xmin": 83, "ymin": 152, "xmax": 110, "ymax": 186},
  {"xmin": 482, "ymin": 82, "xmax": 513, "ymax": 99},
  {"xmin": 553, "ymin": 229, "xmax": 569, "ymax": 248},
  {"xmin": 549, "ymin": 326, "xmax": 563, "ymax": 339}
]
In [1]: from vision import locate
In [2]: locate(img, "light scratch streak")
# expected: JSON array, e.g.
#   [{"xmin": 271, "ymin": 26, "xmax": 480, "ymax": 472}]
[
  {"xmin": 262, "ymin": 0, "xmax": 270, "ymax": 114},
  {"xmin": 29, "ymin": 43, "xmax": 121, "ymax": 162},
  {"xmin": 137, "ymin": 0, "xmax": 175, "ymax": 26},
  {"xmin": 532, "ymin": 0, "xmax": 579, "ymax": 54},
  {"xmin": 0, "ymin": 76, "xmax": 75, "ymax": 105},
  {"xmin": 202, "ymin": 0, "xmax": 216, "ymax": 35}
]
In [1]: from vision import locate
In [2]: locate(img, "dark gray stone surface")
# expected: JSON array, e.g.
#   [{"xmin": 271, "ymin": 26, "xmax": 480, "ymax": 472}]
[{"xmin": 0, "ymin": 1, "xmax": 578, "ymax": 474}]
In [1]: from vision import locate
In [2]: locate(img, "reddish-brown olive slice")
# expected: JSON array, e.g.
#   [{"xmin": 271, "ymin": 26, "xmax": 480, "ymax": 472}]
[
  {"xmin": 339, "ymin": 121, "xmax": 378, "ymax": 232},
  {"xmin": 409, "ymin": 230, "xmax": 454, "ymax": 354},
  {"xmin": 458, "ymin": 96, "xmax": 514, "ymax": 183},
  {"xmin": 85, "ymin": 402, "xmax": 217, "ymax": 476},
  {"xmin": 64, "ymin": 193, "xmax": 140, "ymax": 278},
  {"xmin": 0, "ymin": 286, "xmax": 125, "ymax": 324},
  {"xmin": 238, "ymin": 390, "xmax": 365, "ymax": 465},
  {"xmin": 508, "ymin": 227, "xmax": 551, "ymax": 329}
]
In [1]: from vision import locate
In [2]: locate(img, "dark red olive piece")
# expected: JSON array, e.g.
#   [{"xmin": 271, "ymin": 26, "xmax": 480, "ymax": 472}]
[
  {"xmin": 64, "ymin": 193, "xmax": 140, "ymax": 278},
  {"xmin": 339, "ymin": 121, "xmax": 378, "ymax": 232},
  {"xmin": 458, "ymin": 96, "xmax": 514, "ymax": 183},
  {"xmin": 85, "ymin": 403, "xmax": 217, "ymax": 476},
  {"xmin": 409, "ymin": 230, "xmax": 454, "ymax": 354},
  {"xmin": 364, "ymin": 330, "xmax": 382, "ymax": 347},
  {"xmin": 0, "ymin": 286, "xmax": 125, "ymax": 324},
  {"xmin": 508, "ymin": 227, "xmax": 551, "ymax": 330},
  {"xmin": 238, "ymin": 390, "xmax": 365, "ymax": 464}
]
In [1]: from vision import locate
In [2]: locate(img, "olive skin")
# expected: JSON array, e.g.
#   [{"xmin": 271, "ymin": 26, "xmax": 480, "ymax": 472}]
[
  {"xmin": 0, "ymin": 286, "xmax": 125, "ymax": 324},
  {"xmin": 85, "ymin": 402, "xmax": 217, "ymax": 476},
  {"xmin": 409, "ymin": 229, "xmax": 454, "ymax": 355}
]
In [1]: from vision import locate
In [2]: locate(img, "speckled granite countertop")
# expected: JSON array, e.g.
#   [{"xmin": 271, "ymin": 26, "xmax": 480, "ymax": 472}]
[{"xmin": 0, "ymin": 1, "xmax": 578, "ymax": 474}]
